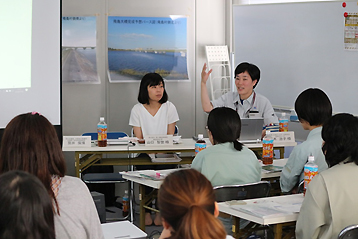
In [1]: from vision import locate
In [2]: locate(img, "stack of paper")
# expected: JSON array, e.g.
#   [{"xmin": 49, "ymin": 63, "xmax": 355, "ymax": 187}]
[
  {"xmin": 148, "ymin": 153, "xmax": 182, "ymax": 163},
  {"xmin": 230, "ymin": 197, "xmax": 303, "ymax": 219}
]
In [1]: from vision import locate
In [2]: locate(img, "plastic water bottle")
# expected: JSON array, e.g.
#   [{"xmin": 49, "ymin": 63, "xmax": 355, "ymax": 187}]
[
  {"xmin": 195, "ymin": 134, "xmax": 206, "ymax": 155},
  {"xmin": 122, "ymin": 190, "xmax": 129, "ymax": 217},
  {"xmin": 303, "ymin": 155, "xmax": 318, "ymax": 195},
  {"xmin": 279, "ymin": 113, "xmax": 289, "ymax": 132},
  {"xmin": 262, "ymin": 130, "xmax": 274, "ymax": 165},
  {"xmin": 97, "ymin": 117, "xmax": 107, "ymax": 147}
]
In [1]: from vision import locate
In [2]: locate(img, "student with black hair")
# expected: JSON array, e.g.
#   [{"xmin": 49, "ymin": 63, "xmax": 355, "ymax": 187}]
[
  {"xmin": 191, "ymin": 107, "xmax": 261, "ymax": 187},
  {"xmin": 129, "ymin": 72, "xmax": 179, "ymax": 226},
  {"xmin": 201, "ymin": 62, "xmax": 278, "ymax": 127},
  {"xmin": 129, "ymin": 72, "xmax": 179, "ymax": 139},
  {"xmin": 280, "ymin": 88, "xmax": 332, "ymax": 193},
  {"xmin": 296, "ymin": 113, "xmax": 358, "ymax": 239},
  {"xmin": 0, "ymin": 170, "xmax": 55, "ymax": 239}
]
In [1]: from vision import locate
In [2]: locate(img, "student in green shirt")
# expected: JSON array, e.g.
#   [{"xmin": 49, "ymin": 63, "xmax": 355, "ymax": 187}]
[{"xmin": 192, "ymin": 107, "xmax": 261, "ymax": 187}]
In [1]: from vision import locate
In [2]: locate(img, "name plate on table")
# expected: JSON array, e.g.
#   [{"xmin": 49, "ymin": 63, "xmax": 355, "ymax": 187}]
[
  {"xmin": 63, "ymin": 136, "xmax": 91, "ymax": 147},
  {"xmin": 270, "ymin": 131, "xmax": 295, "ymax": 143},
  {"xmin": 144, "ymin": 135, "xmax": 173, "ymax": 146}
]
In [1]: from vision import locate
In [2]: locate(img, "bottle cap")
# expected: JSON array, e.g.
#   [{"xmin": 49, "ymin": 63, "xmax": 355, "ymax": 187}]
[
  {"xmin": 282, "ymin": 112, "xmax": 286, "ymax": 116},
  {"xmin": 198, "ymin": 134, "xmax": 204, "ymax": 139},
  {"xmin": 124, "ymin": 190, "xmax": 128, "ymax": 194},
  {"xmin": 308, "ymin": 155, "xmax": 315, "ymax": 162},
  {"xmin": 100, "ymin": 117, "xmax": 104, "ymax": 121}
]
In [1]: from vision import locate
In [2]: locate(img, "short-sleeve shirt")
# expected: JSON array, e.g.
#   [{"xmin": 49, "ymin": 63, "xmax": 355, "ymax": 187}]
[
  {"xmin": 129, "ymin": 101, "xmax": 179, "ymax": 137},
  {"xmin": 211, "ymin": 91, "xmax": 278, "ymax": 126},
  {"xmin": 191, "ymin": 142, "xmax": 261, "ymax": 187}
]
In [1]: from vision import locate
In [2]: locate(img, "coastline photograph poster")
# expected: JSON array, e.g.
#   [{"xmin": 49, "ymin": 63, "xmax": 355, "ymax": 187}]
[
  {"xmin": 62, "ymin": 16, "xmax": 99, "ymax": 83},
  {"xmin": 107, "ymin": 16, "xmax": 189, "ymax": 82}
]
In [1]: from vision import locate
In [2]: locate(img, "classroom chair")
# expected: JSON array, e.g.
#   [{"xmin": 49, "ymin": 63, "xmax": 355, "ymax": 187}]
[
  {"xmin": 213, "ymin": 181, "xmax": 271, "ymax": 202},
  {"xmin": 338, "ymin": 225, "xmax": 358, "ymax": 239},
  {"xmin": 214, "ymin": 181, "xmax": 271, "ymax": 239},
  {"xmin": 81, "ymin": 132, "xmax": 133, "ymax": 222}
]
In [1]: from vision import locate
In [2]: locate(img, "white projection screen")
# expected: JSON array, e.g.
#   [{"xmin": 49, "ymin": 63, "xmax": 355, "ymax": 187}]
[{"xmin": 0, "ymin": 0, "xmax": 61, "ymax": 131}]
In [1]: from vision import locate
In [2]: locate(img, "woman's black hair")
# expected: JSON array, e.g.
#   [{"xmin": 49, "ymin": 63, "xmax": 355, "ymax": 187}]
[
  {"xmin": 137, "ymin": 73, "xmax": 168, "ymax": 104},
  {"xmin": 295, "ymin": 88, "xmax": 332, "ymax": 126},
  {"xmin": 0, "ymin": 170, "xmax": 55, "ymax": 239},
  {"xmin": 234, "ymin": 62, "xmax": 260, "ymax": 88},
  {"xmin": 322, "ymin": 113, "xmax": 358, "ymax": 167},
  {"xmin": 207, "ymin": 107, "xmax": 243, "ymax": 151}
]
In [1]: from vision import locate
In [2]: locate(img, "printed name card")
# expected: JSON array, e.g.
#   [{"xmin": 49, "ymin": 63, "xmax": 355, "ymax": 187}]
[
  {"xmin": 144, "ymin": 135, "xmax": 173, "ymax": 146},
  {"xmin": 270, "ymin": 131, "xmax": 295, "ymax": 143},
  {"xmin": 63, "ymin": 136, "xmax": 91, "ymax": 148}
]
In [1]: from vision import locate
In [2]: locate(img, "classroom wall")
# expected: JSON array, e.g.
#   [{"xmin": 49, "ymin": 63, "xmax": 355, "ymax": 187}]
[{"xmin": 62, "ymin": 0, "xmax": 226, "ymax": 176}]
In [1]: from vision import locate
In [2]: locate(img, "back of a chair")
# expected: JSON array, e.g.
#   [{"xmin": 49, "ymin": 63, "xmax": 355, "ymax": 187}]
[
  {"xmin": 82, "ymin": 132, "xmax": 128, "ymax": 141},
  {"xmin": 213, "ymin": 181, "xmax": 271, "ymax": 202},
  {"xmin": 297, "ymin": 180, "xmax": 304, "ymax": 194},
  {"xmin": 338, "ymin": 225, "xmax": 358, "ymax": 239},
  {"xmin": 107, "ymin": 132, "xmax": 128, "ymax": 139}
]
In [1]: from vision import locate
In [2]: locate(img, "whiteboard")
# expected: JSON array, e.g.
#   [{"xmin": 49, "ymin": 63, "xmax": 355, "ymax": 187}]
[{"xmin": 233, "ymin": 1, "xmax": 358, "ymax": 114}]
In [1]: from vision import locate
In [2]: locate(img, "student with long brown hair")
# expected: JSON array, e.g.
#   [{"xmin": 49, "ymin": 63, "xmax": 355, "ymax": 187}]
[
  {"xmin": 158, "ymin": 169, "xmax": 234, "ymax": 239},
  {"xmin": 0, "ymin": 112, "xmax": 104, "ymax": 239}
]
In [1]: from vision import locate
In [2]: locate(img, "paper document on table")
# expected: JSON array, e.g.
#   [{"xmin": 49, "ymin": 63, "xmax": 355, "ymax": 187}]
[
  {"xmin": 121, "ymin": 169, "xmax": 179, "ymax": 181},
  {"xmin": 262, "ymin": 165, "xmax": 283, "ymax": 173},
  {"xmin": 148, "ymin": 153, "xmax": 182, "ymax": 163},
  {"xmin": 230, "ymin": 197, "xmax": 303, "ymax": 218}
]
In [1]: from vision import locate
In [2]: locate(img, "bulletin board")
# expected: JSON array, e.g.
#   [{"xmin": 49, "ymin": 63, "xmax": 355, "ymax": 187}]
[{"xmin": 233, "ymin": 1, "xmax": 358, "ymax": 114}]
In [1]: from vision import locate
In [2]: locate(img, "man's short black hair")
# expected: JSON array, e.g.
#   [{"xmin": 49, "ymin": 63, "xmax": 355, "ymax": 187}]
[{"xmin": 234, "ymin": 62, "xmax": 260, "ymax": 88}]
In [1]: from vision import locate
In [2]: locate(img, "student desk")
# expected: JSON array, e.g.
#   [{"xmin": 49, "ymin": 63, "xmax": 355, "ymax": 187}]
[
  {"xmin": 218, "ymin": 194, "xmax": 303, "ymax": 239},
  {"xmin": 62, "ymin": 138, "xmax": 295, "ymax": 177},
  {"xmin": 121, "ymin": 158, "xmax": 288, "ymax": 232},
  {"xmin": 101, "ymin": 221, "xmax": 147, "ymax": 239}
]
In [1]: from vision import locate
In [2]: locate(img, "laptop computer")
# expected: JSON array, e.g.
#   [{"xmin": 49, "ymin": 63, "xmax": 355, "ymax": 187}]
[{"xmin": 239, "ymin": 118, "xmax": 264, "ymax": 143}]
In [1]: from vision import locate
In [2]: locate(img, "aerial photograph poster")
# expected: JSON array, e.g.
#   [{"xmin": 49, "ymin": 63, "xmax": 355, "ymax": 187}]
[
  {"xmin": 108, "ymin": 16, "xmax": 189, "ymax": 82},
  {"xmin": 62, "ymin": 16, "xmax": 99, "ymax": 83}
]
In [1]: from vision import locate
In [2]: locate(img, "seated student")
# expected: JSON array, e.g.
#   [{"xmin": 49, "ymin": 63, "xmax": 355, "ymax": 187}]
[
  {"xmin": 201, "ymin": 62, "xmax": 278, "ymax": 128},
  {"xmin": 129, "ymin": 72, "xmax": 179, "ymax": 226},
  {"xmin": 280, "ymin": 88, "xmax": 332, "ymax": 193},
  {"xmin": 0, "ymin": 170, "xmax": 55, "ymax": 239},
  {"xmin": 158, "ymin": 169, "xmax": 234, "ymax": 239},
  {"xmin": 0, "ymin": 112, "xmax": 104, "ymax": 239},
  {"xmin": 129, "ymin": 72, "xmax": 179, "ymax": 139},
  {"xmin": 191, "ymin": 107, "xmax": 261, "ymax": 187},
  {"xmin": 296, "ymin": 113, "xmax": 358, "ymax": 239}
]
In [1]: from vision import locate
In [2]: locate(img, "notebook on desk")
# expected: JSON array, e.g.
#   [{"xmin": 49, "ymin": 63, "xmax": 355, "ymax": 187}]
[{"xmin": 239, "ymin": 118, "xmax": 264, "ymax": 144}]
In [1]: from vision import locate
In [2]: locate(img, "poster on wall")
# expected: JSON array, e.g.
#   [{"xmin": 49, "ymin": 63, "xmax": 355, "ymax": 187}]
[
  {"xmin": 107, "ymin": 16, "xmax": 189, "ymax": 82},
  {"xmin": 344, "ymin": 13, "xmax": 358, "ymax": 51},
  {"xmin": 62, "ymin": 16, "xmax": 99, "ymax": 83}
]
